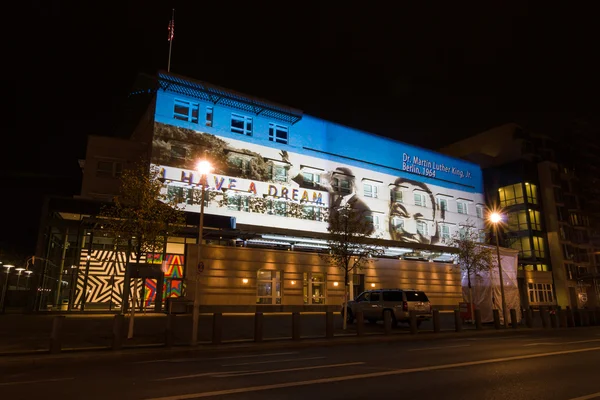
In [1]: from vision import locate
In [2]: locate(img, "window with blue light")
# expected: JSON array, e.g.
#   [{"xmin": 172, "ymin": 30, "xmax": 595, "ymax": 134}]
[
  {"xmin": 173, "ymin": 99, "xmax": 199, "ymax": 123},
  {"xmin": 231, "ymin": 113, "xmax": 253, "ymax": 135},
  {"xmin": 269, "ymin": 123, "xmax": 289, "ymax": 144}
]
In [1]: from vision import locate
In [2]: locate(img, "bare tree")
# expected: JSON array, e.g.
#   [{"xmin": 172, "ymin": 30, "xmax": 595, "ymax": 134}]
[
  {"xmin": 100, "ymin": 163, "xmax": 185, "ymax": 338},
  {"xmin": 321, "ymin": 204, "xmax": 385, "ymax": 330},
  {"xmin": 449, "ymin": 223, "xmax": 494, "ymax": 323}
]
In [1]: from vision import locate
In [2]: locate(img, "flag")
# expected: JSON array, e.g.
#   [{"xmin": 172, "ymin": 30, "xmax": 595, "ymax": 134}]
[{"xmin": 168, "ymin": 17, "xmax": 174, "ymax": 41}]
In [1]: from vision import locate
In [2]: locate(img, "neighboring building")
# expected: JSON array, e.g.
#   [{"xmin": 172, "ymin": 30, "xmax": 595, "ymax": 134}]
[
  {"xmin": 32, "ymin": 72, "xmax": 491, "ymax": 312},
  {"xmin": 441, "ymin": 123, "xmax": 600, "ymax": 309}
]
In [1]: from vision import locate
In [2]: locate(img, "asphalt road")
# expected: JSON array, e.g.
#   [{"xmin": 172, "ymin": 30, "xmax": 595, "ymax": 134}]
[{"xmin": 2, "ymin": 327, "xmax": 600, "ymax": 400}]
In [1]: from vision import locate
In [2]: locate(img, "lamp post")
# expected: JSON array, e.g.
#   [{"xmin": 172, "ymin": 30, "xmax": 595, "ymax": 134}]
[
  {"xmin": 490, "ymin": 212, "xmax": 508, "ymax": 327},
  {"xmin": 1, "ymin": 264, "xmax": 14, "ymax": 313},
  {"xmin": 191, "ymin": 159, "xmax": 213, "ymax": 346},
  {"xmin": 15, "ymin": 267, "xmax": 25, "ymax": 291}
]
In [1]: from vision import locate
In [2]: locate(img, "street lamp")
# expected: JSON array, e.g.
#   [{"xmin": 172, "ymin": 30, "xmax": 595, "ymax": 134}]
[
  {"xmin": 15, "ymin": 267, "xmax": 25, "ymax": 291},
  {"xmin": 1, "ymin": 264, "xmax": 15, "ymax": 313},
  {"xmin": 489, "ymin": 211, "xmax": 508, "ymax": 327},
  {"xmin": 191, "ymin": 159, "xmax": 213, "ymax": 345}
]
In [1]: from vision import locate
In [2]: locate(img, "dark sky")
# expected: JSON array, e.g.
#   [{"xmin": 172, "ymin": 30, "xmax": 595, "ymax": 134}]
[{"xmin": 4, "ymin": 2, "xmax": 599, "ymax": 256}]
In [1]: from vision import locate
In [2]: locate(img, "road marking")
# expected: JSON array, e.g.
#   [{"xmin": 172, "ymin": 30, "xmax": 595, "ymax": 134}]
[
  {"xmin": 222, "ymin": 356, "xmax": 325, "ymax": 367},
  {"xmin": 144, "ymin": 346, "xmax": 600, "ymax": 400},
  {"xmin": 134, "ymin": 352, "xmax": 299, "ymax": 364},
  {"xmin": 0, "ymin": 377, "xmax": 74, "ymax": 386},
  {"xmin": 462, "ymin": 335, "xmax": 529, "ymax": 341},
  {"xmin": 208, "ymin": 352, "xmax": 298, "ymax": 360},
  {"xmin": 214, "ymin": 362, "xmax": 365, "ymax": 378},
  {"xmin": 407, "ymin": 344, "xmax": 470, "ymax": 352},
  {"xmin": 524, "ymin": 339, "xmax": 600, "ymax": 347},
  {"xmin": 568, "ymin": 392, "xmax": 600, "ymax": 400},
  {"xmin": 155, "ymin": 371, "xmax": 254, "ymax": 381}
]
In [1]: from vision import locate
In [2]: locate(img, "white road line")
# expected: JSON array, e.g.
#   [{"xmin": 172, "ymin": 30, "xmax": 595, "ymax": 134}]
[
  {"xmin": 214, "ymin": 362, "xmax": 365, "ymax": 378},
  {"xmin": 222, "ymin": 356, "xmax": 325, "ymax": 367},
  {"xmin": 0, "ymin": 377, "xmax": 74, "ymax": 386},
  {"xmin": 407, "ymin": 345, "xmax": 470, "ymax": 352},
  {"xmin": 155, "ymin": 371, "xmax": 255, "ymax": 381},
  {"xmin": 207, "ymin": 352, "xmax": 298, "ymax": 360},
  {"xmin": 568, "ymin": 392, "xmax": 600, "ymax": 400},
  {"xmin": 524, "ymin": 339, "xmax": 600, "ymax": 347},
  {"xmin": 144, "ymin": 346, "xmax": 600, "ymax": 400},
  {"xmin": 462, "ymin": 335, "xmax": 529, "ymax": 341}
]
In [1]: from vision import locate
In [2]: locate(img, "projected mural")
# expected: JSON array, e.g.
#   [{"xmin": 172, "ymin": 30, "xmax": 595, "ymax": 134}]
[{"xmin": 151, "ymin": 122, "xmax": 485, "ymax": 246}]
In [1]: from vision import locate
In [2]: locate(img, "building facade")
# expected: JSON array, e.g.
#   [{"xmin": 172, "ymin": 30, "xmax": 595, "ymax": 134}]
[
  {"xmin": 31, "ymin": 72, "xmax": 494, "ymax": 312},
  {"xmin": 441, "ymin": 123, "xmax": 600, "ymax": 309}
]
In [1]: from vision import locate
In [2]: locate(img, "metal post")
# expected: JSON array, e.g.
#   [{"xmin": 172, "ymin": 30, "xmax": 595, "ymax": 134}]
[
  {"xmin": 383, "ymin": 310, "xmax": 392, "ymax": 335},
  {"xmin": 410, "ymin": 310, "xmax": 419, "ymax": 334},
  {"xmin": 453, "ymin": 309, "xmax": 462, "ymax": 332},
  {"xmin": 474, "ymin": 309, "xmax": 482, "ymax": 330},
  {"xmin": 212, "ymin": 313, "xmax": 223, "ymax": 344},
  {"xmin": 81, "ymin": 230, "xmax": 94, "ymax": 311},
  {"xmin": 325, "ymin": 311, "xmax": 334, "ymax": 338},
  {"xmin": 510, "ymin": 309, "xmax": 518, "ymax": 329},
  {"xmin": 493, "ymin": 309, "xmax": 501, "ymax": 330},
  {"xmin": 292, "ymin": 312, "xmax": 301, "ymax": 340},
  {"xmin": 0, "ymin": 269, "xmax": 10, "ymax": 313},
  {"xmin": 49, "ymin": 316, "xmax": 65, "ymax": 354},
  {"xmin": 356, "ymin": 311, "xmax": 364, "ymax": 336},
  {"xmin": 433, "ymin": 309, "xmax": 441, "ymax": 333},
  {"xmin": 112, "ymin": 314, "xmax": 124, "ymax": 350},
  {"xmin": 191, "ymin": 181, "xmax": 206, "ymax": 346},
  {"xmin": 494, "ymin": 225, "xmax": 508, "ymax": 327},
  {"xmin": 165, "ymin": 314, "xmax": 176, "ymax": 348},
  {"xmin": 526, "ymin": 307, "xmax": 534, "ymax": 328},
  {"xmin": 254, "ymin": 312, "xmax": 263, "ymax": 342}
]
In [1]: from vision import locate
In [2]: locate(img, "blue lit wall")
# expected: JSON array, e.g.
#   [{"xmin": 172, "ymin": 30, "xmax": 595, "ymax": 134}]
[{"xmin": 153, "ymin": 79, "xmax": 483, "ymax": 194}]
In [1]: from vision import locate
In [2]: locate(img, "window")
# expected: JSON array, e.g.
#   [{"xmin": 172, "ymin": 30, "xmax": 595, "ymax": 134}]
[
  {"xmin": 440, "ymin": 224, "xmax": 450, "ymax": 241},
  {"xmin": 227, "ymin": 195, "xmax": 249, "ymax": 212},
  {"xmin": 302, "ymin": 171, "xmax": 321, "ymax": 186},
  {"xmin": 527, "ymin": 283, "xmax": 554, "ymax": 304},
  {"xmin": 529, "ymin": 209, "xmax": 542, "ymax": 230},
  {"xmin": 231, "ymin": 113, "xmax": 253, "ymax": 135},
  {"xmin": 392, "ymin": 188, "xmax": 403, "ymax": 203},
  {"xmin": 532, "ymin": 236, "xmax": 545, "ymax": 258},
  {"xmin": 271, "ymin": 164, "xmax": 287, "ymax": 182},
  {"xmin": 507, "ymin": 211, "xmax": 529, "ymax": 232},
  {"xmin": 416, "ymin": 220, "xmax": 428, "ymax": 236},
  {"xmin": 205, "ymin": 106, "xmax": 213, "ymax": 127},
  {"xmin": 437, "ymin": 198, "xmax": 448, "ymax": 211},
  {"xmin": 414, "ymin": 192, "xmax": 426, "ymax": 207},
  {"xmin": 230, "ymin": 156, "xmax": 251, "ymax": 175},
  {"xmin": 269, "ymin": 123, "xmax": 289, "ymax": 144},
  {"xmin": 510, "ymin": 236, "xmax": 545, "ymax": 258},
  {"xmin": 170, "ymin": 145, "xmax": 187, "ymax": 160},
  {"xmin": 256, "ymin": 270, "xmax": 281, "ymax": 304},
  {"xmin": 303, "ymin": 272, "xmax": 326, "ymax": 304},
  {"xmin": 457, "ymin": 201, "xmax": 468, "ymax": 215},
  {"xmin": 499, "ymin": 183, "xmax": 524, "ymax": 207},
  {"xmin": 391, "ymin": 217, "xmax": 404, "ymax": 232},
  {"xmin": 173, "ymin": 99, "xmax": 199, "ymax": 123},
  {"xmin": 476, "ymin": 205, "xmax": 483, "ymax": 219},
  {"xmin": 96, "ymin": 160, "xmax": 122, "ymax": 178},
  {"xmin": 458, "ymin": 227, "xmax": 466, "ymax": 239},
  {"xmin": 272, "ymin": 201, "xmax": 287, "ymax": 216},
  {"xmin": 332, "ymin": 176, "xmax": 352, "ymax": 194},
  {"xmin": 365, "ymin": 214, "xmax": 380, "ymax": 230},
  {"xmin": 363, "ymin": 182, "xmax": 378, "ymax": 198},
  {"xmin": 525, "ymin": 183, "xmax": 538, "ymax": 204},
  {"xmin": 302, "ymin": 205, "xmax": 323, "ymax": 221},
  {"xmin": 370, "ymin": 292, "xmax": 380, "ymax": 302}
]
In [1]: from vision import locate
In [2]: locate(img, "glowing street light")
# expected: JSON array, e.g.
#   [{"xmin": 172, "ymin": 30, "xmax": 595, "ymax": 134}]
[
  {"xmin": 489, "ymin": 211, "xmax": 508, "ymax": 327},
  {"xmin": 191, "ymin": 159, "xmax": 213, "ymax": 346}
]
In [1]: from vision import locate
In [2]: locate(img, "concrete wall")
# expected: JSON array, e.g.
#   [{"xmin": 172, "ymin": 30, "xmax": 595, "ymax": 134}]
[{"xmin": 186, "ymin": 244, "xmax": 462, "ymax": 309}]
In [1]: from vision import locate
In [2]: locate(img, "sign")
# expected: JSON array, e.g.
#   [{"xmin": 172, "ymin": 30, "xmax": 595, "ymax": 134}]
[{"xmin": 197, "ymin": 261, "xmax": 204, "ymax": 273}]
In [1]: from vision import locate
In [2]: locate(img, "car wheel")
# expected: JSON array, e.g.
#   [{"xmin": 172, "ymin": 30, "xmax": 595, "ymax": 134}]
[{"xmin": 345, "ymin": 309, "xmax": 355, "ymax": 324}]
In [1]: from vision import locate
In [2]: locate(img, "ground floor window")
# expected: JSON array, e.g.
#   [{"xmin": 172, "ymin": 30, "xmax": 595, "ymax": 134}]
[
  {"xmin": 256, "ymin": 270, "xmax": 281, "ymax": 304},
  {"xmin": 303, "ymin": 272, "xmax": 326, "ymax": 304},
  {"xmin": 528, "ymin": 283, "xmax": 554, "ymax": 304}
]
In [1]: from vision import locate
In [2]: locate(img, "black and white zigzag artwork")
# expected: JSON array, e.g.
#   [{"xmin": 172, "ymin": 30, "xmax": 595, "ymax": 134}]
[{"xmin": 75, "ymin": 250, "xmax": 145, "ymax": 305}]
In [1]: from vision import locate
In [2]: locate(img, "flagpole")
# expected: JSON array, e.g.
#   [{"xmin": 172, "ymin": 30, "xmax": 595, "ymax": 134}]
[{"xmin": 168, "ymin": 8, "xmax": 174, "ymax": 72}]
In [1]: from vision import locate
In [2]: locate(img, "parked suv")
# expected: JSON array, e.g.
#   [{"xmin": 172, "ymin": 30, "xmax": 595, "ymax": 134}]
[{"xmin": 344, "ymin": 289, "xmax": 432, "ymax": 327}]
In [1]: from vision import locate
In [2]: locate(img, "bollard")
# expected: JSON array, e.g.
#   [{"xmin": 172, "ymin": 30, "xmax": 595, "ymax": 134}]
[
  {"xmin": 409, "ymin": 310, "xmax": 418, "ymax": 335},
  {"xmin": 526, "ymin": 308, "xmax": 533, "ymax": 328},
  {"xmin": 550, "ymin": 308, "xmax": 558, "ymax": 329},
  {"xmin": 510, "ymin": 309, "xmax": 518, "ymax": 329},
  {"xmin": 292, "ymin": 312, "xmax": 301, "ymax": 341},
  {"xmin": 254, "ymin": 312, "xmax": 263, "ymax": 342},
  {"xmin": 589, "ymin": 309, "xmax": 597, "ymax": 326},
  {"xmin": 49, "ymin": 316, "xmax": 65, "ymax": 354},
  {"xmin": 212, "ymin": 313, "xmax": 223, "ymax": 344},
  {"xmin": 112, "ymin": 314, "xmax": 124, "ymax": 350},
  {"xmin": 573, "ymin": 309, "xmax": 582, "ymax": 327},
  {"xmin": 325, "ymin": 311, "xmax": 334, "ymax": 339},
  {"xmin": 383, "ymin": 310, "xmax": 392, "ymax": 335},
  {"xmin": 433, "ymin": 309, "xmax": 441, "ymax": 333},
  {"xmin": 474, "ymin": 309, "xmax": 482, "ymax": 330},
  {"xmin": 581, "ymin": 309, "xmax": 589, "ymax": 327},
  {"xmin": 165, "ymin": 314, "xmax": 176, "ymax": 348},
  {"xmin": 356, "ymin": 311, "xmax": 365, "ymax": 336},
  {"xmin": 566, "ymin": 307, "xmax": 575, "ymax": 327},
  {"xmin": 558, "ymin": 307, "xmax": 567, "ymax": 328},
  {"xmin": 493, "ymin": 309, "xmax": 501, "ymax": 330},
  {"xmin": 596, "ymin": 307, "xmax": 600, "ymax": 325},
  {"xmin": 453, "ymin": 309, "xmax": 462, "ymax": 332},
  {"xmin": 541, "ymin": 307, "xmax": 549, "ymax": 329}
]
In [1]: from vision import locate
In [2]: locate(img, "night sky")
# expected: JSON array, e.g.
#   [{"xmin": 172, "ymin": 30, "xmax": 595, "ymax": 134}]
[{"xmin": 4, "ymin": 2, "xmax": 599, "ymax": 258}]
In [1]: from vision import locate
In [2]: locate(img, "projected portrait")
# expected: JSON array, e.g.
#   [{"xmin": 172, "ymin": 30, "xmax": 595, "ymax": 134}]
[{"xmin": 388, "ymin": 177, "xmax": 441, "ymax": 245}]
